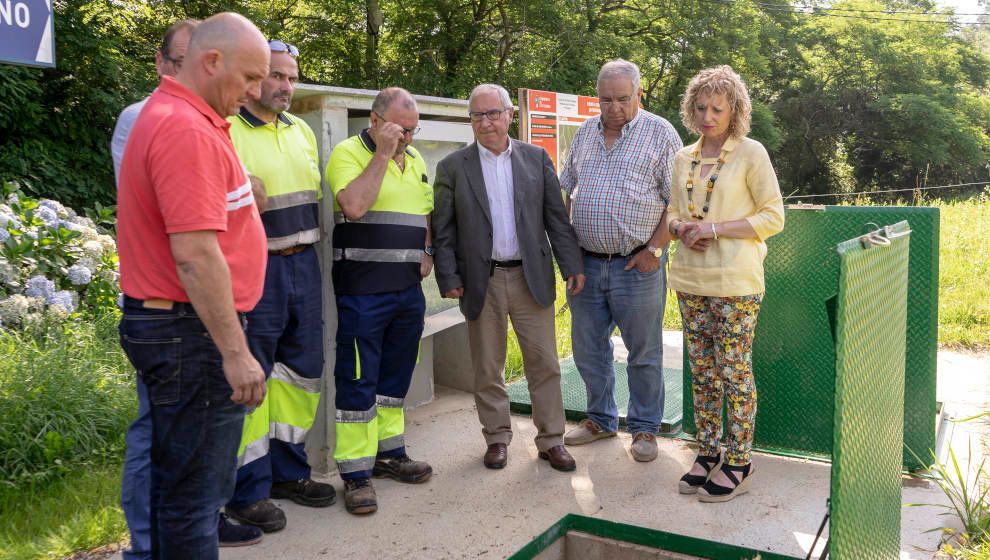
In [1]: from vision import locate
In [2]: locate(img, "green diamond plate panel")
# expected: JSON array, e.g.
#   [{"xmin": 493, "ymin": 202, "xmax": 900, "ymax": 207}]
[
  {"xmin": 508, "ymin": 357, "xmax": 683, "ymax": 432},
  {"xmin": 681, "ymin": 206, "xmax": 937, "ymax": 468},
  {"xmin": 829, "ymin": 222, "xmax": 909, "ymax": 560}
]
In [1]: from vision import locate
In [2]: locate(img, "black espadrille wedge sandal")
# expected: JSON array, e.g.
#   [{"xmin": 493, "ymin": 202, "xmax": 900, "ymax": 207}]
[{"xmin": 678, "ymin": 452, "xmax": 723, "ymax": 494}]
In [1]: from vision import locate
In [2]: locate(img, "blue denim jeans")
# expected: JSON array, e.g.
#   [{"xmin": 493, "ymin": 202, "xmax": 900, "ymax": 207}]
[
  {"xmin": 566, "ymin": 252, "xmax": 667, "ymax": 434},
  {"xmin": 119, "ymin": 298, "xmax": 246, "ymax": 560},
  {"xmin": 121, "ymin": 376, "xmax": 152, "ymax": 560}
]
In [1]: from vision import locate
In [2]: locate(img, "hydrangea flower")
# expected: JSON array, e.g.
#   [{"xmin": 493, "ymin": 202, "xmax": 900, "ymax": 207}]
[
  {"xmin": 0, "ymin": 294, "xmax": 30, "ymax": 322},
  {"xmin": 67, "ymin": 263, "xmax": 92, "ymax": 285},
  {"xmin": 35, "ymin": 206, "xmax": 59, "ymax": 227},
  {"xmin": 37, "ymin": 199, "xmax": 67, "ymax": 218},
  {"xmin": 23, "ymin": 229, "xmax": 37, "ymax": 240},
  {"xmin": 99, "ymin": 234, "xmax": 117, "ymax": 254},
  {"xmin": 82, "ymin": 240, "xmax": 104, "ymax": 259},
  {"xmin": 0, "ymin": 260, "xmax": 17, "ymax": 285},
  {"xmin": 0, "ymin": 229, "xmax": 8, "ymax": 243},
  {"xmin": 0, "ymin": 212, "xmax": 19, "ymax": 230},
  {"xmin": 47, "ymin": 290, "xmax": 77, "ymax": 314},
  {"xmin": 25, "ymin": 275, "xmax": 55, "ymax": 299},
  {"xmin": 6, "ymin": 193, "xmax": 18, "ymax": 205},
  {"xmin": 78, "ymin": 227, "xmax": 100, "ymax": 243},
  {"xmin": 59, "ymin": 219, "xmax": 81, "ymax": 232},
  {"xmin": 45, "ymin": 304, "xmax": 69, "ymax": 322},
  {"xmin": 26, "ymin": 296, "xmax": 47, "ymax": 313},
  {"xmin": 70, "ymin": 215, "xmax": 96, "ymax": 229},
  {"xmin": 0, "ymin": 204, "xmax": 11, "ymax": 214}
]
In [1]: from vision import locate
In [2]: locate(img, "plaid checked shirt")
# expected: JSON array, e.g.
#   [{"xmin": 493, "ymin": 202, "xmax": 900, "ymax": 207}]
[{"xmin": 559, "ymin": 110, "xmax": 682, "ymax": 255}]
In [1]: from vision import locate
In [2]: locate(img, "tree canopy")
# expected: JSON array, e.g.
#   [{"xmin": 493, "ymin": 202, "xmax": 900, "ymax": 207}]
[{"xmin": 1, "ymin": 0, "xmax": 988, "ymax": 206}]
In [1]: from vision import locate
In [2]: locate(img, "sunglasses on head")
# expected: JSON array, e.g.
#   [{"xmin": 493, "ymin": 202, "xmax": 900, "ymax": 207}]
[{"xmin": 269, "ymin": 40, "xmax": 299, "ymax": 57}]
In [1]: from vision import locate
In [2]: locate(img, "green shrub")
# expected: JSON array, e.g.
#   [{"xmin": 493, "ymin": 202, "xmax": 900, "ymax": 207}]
[
  {"xmin": 0, "ymin": 315, "xmax": 135, "ymax": 487},
  {"xmin": 0, "ymin": 181, "xmax": 120, "ymax": 330}
]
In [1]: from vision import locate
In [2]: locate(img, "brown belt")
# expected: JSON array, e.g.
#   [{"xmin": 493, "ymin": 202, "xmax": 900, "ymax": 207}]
[
  {"xmin": 141, "ymin": 298, "xmax": 175, "ymax": 310},
  {"xmin": 269, "ymin": 244, "xmax": 308, "ymax": 257}
]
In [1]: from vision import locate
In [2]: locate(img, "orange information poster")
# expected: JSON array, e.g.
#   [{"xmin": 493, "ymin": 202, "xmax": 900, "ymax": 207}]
[{"xmin": 518, "ymin": 89, "xmax": 601, "ymax": 171}]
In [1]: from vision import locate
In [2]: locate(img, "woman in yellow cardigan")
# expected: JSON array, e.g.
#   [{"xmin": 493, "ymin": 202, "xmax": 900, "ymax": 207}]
[{"xmin": 666, "ymin": 66, "xmax": 784, "ymax": 503}]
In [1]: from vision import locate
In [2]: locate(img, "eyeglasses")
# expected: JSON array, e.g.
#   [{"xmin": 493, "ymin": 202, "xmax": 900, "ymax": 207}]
[
  {"xmin": 269, "ymin": 40, "xmax": 299, "ymax": 58},
  {"xmin": 373, "ymin": 111, "xmax": 421, "ymax": 136},
  {"xmin": 468, "ymin": 108, "xmax": 511, "ymax": 122},
  {"xmin": 599, "ymin": 96, "xmax": 634, "ymax": 107},
  {"xmin": 160, "ymin": 51, "xmax": 183, "ymax": 69}
]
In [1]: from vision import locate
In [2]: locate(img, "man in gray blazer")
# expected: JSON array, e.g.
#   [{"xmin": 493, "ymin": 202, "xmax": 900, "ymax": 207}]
[{"xmin": 432, "ymin": 84, "xmax": 585, "ymax": 471}]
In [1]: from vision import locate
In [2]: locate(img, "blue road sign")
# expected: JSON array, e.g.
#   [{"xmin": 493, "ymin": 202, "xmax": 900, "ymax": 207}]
[{"xmin": 0, "ymin": 0, "xmax": 55, "ymax": 68}]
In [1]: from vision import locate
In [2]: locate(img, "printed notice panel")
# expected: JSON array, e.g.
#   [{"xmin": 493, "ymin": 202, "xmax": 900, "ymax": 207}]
[{"xmin": 519, "ymin": 89, "xmax": 600, "ymax": 171}]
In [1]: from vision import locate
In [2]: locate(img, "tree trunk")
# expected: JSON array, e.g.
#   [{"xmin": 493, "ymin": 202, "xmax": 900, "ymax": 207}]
[{"xmin": 365, "ymin": 0, "xmax": 383, "ymax": 88}]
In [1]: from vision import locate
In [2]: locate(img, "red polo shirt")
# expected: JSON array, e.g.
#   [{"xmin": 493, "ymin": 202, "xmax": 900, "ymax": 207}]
[{"xmin": 117, "ymin": 76, "xmax": 267, "ymax": 312}]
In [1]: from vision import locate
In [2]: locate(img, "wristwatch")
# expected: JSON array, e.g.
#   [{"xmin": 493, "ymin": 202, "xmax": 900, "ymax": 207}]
[
  {"xmin": 647, "ymin": 245, "xmax": 663, "ymax": 258},
  {"xmin": 424, "ymin": 245, "xmax": 435, "ymax": 256}
]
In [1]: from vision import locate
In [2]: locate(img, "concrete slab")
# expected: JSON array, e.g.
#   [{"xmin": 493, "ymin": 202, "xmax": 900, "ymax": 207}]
[
  {"xmin": 106, "ymin": 331, "xmax": 968, "ymax": 559},
  {"xmin": 197, "ymin": 386, "xmax": 950, "ymax": 559}
]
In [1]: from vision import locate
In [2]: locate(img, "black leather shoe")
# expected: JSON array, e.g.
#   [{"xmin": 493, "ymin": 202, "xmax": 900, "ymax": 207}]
[
  {"xmin": 271, "ymin": 478, "xmax": 336, "ymax": 507},
  {"xmin": 225, "ymin": 499, "xmax": 286, "ymax": 533},
  {"xmin": 218, "ymin": 512, "xmax": 263, "ymax": 547},
  {"xmin": 483, "ymin": 443, "xmax": 507, "ymax": 469}
]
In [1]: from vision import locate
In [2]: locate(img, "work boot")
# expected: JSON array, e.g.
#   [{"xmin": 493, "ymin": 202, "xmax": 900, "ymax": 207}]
[
  {"xmin": 225, "ymin": 499, "xmax": 286, "ymax": 533},
  {"xmin": 271, "ymin": 478, "xmax": 337, "ymax": 507},
  {"xmin": 372, "ymin": 454, "xmax": 433, "ymax": 483},
  {"xmin": 564, "ymin": 418, "xmax": 616, "ymax": 445},
  {"xmin": 630, "ymin": 431, "xmax": 659, "ymax": 462},
  {"xmin": 218, "ymin": 513, "xmax": 263, "ymax": 547},
  {"xmin": 343, "ymin": 478, "xmax": 378, "ymax": 515}
]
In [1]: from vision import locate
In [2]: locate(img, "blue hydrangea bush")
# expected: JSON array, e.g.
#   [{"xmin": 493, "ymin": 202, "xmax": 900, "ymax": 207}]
[{"xmin": 0, "ymin": 181, "xmax": 119, "ymax": 330}]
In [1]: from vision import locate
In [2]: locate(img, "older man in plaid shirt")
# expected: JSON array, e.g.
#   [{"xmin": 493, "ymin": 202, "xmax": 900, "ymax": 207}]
[{"xmin": 560, "ymin": 58, "xmax": 682, "ymax": 462}]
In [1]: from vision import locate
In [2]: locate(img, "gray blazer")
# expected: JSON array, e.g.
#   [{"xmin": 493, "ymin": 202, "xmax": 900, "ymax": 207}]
[{"xmin": 432, "ymin": 139, "xmax": 583, "ymax": 321}]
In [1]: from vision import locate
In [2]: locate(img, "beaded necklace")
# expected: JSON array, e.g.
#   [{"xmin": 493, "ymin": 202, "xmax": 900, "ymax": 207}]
[{"xmin": 686, "ymin": 148, "xmax": 729, "ymax": 220}]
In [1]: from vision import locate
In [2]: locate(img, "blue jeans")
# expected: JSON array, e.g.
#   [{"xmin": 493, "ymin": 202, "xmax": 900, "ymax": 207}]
[
  {"xmin": 121, "ymin": 377, "xmax": 152, "ymax": 560},
  {"xmin": 119, "ymin": 298, "xmax": 246, "ymax": 560},
  {"xmin": 566, "ymin": 252, "xmax": 667, "ymax": 434}
]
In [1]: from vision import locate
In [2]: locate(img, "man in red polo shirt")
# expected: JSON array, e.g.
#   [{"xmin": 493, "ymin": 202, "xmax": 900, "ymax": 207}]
[{"xmin": 117, "ymin": 12, "xmax": 270, "ymax": 559}]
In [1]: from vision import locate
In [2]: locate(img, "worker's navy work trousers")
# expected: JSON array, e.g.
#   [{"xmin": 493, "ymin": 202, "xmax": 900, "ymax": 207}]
[{"xmin": 229, "ymin": 245, "xmax": 324, "ymax": 509}]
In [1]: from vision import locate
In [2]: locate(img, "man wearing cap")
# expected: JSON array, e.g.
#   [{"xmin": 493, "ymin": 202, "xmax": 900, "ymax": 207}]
[
  {"xmin": 222, "ymin": 39, "xmax": 336, "ymax": 533},
  {"xmin": 117, "ymin": 12, "xmax": 270, "ymax": 557},
  {"xmin": 325, "ymin": 87, "xmax": 434, "ymax": 515}
]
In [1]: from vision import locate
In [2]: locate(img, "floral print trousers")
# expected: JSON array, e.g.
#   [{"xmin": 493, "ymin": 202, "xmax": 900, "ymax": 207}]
[{"xmin": 677, "ymin": 292, "xmax": 763, "ymax": 466}]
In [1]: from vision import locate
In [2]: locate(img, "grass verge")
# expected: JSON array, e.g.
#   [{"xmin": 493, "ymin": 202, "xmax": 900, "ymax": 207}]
[
  {"xmin": 0, "ymin": 463, "xmax": 128, "ymax": 560},
  {"xmin": 932, "ymin": 192, "xmax": 990, "ymax": 349},
  {"xmin": 0, "ymin": 314, "xmax": 134, "ymax": 559}
]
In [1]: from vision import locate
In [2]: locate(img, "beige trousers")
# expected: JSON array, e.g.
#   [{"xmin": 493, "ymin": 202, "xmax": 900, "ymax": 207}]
[{"xmin": 467, "ymin": 265, "xmax": 565, "ymax": 451}]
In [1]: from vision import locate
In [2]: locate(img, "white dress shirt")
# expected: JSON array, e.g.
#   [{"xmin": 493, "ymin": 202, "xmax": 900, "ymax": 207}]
[{"xmin": 478, "ymin": 141, "xmax": 519, "ymax": 260}]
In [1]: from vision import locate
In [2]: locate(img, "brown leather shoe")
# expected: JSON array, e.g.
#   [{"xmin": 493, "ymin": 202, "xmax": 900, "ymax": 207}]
[
  {"xmin": 372, "ymin": 454, "xmax": 433, "ymax": 483},
  {"xmin": 483, "ymin": 443, "xmax": 507, "ymax": 469},
  {"xmin": 538, "ymin": 445, "xmax": 576, "ymax": 472},
  {"xmin": 343, "ymin": 478, "xmax": 377, "ymax": 515}
]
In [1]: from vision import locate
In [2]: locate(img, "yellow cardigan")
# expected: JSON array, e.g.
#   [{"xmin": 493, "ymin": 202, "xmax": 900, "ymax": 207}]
[{"xmin": 668, "ymin": 136, "xmax": 785, "ymax": 297}]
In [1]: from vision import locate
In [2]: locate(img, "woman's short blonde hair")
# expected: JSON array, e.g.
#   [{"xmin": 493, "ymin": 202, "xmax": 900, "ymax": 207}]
[{"xmin": 680, "ymin": 65, "xmax": 752, "ymax": 139}]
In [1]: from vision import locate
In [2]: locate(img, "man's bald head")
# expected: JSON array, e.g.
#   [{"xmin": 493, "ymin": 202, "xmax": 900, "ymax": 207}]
[
  {"xmin": 186, "ymin": 12, "xmax": 267, "ymax": 61},
  {"xmin": 371, "ymin": 87, "xmax": 417, "ymax": 116},
  {"xmin": 176, "ymin": 12, "xmax": 270, "ymax": 118}
]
